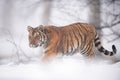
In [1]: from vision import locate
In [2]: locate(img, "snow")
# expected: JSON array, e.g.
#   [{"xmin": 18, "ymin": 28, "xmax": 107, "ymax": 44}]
[{"xmin": 0, "ymin": 56, "xmax": 120, "ymax": 80}]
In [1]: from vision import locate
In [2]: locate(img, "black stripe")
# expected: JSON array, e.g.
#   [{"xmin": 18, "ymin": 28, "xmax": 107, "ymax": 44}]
[
  {"xmin": 78, "ymin": 24, "xmax": 87, "ymax": 50},
  {"xmin": 73, "ymin": 26, "xmax": 80, "ymax": 46},
  {"xmin": 94, "ymin": 37, "xmax": 99, "ymax": 42},
  {"xmin": 69, "ymin": 30, "xmax": 74, "ymax": 54},
  {"xmin": 66, "ymin": 31, "xmax": 69, "ymax": 54},
  {"xmin": 112, "ymin": 45, "xmax": 116, "ymax": 53},
  {"xmin": 62, "ymin": 32, "xmax": 67, "ymax": 54},
  {"xmin": 104, "ymin": 50, "xmax": 109, "ymax": 55},
  {"xmin": 98, "ymin": 47, "xmax": 104, "ymax": 52},
  {"xmin": 76, "ymin": 24, "xmax": 83, "ymax": 47},
  {"xmin": 71, "ymin": 26, "xmax": 79, "ymax": 48},
  {"xmin": 95, "ymin": 31, "xmax": 98, "ymax": 38},
  {"xmin": 95, "ymin": 41, "xmax": 101, "ymax": 47},
  {"xmin": 83, "ymin": 45, "xmax": 91, "ymax": 55},
  {"xmin": 110, "ymin": 52, "xmax": 113, "ymax": 56},
  {"xmin": 67, "ymin": 31, "xmax": 72, "ymax": 54}
]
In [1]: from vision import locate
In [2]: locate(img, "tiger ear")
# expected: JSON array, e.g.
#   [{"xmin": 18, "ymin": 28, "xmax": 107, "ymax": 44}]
[
  {"xmin": 27, "ymin": 26, "xmax": 33, "ymax": 31},
  {"xmin": 37, "ymin": 25, "xmax": 44, "ymax": 32}
]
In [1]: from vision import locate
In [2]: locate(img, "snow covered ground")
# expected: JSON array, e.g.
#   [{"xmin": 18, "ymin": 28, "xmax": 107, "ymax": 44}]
[{"xmin": 0, "ymin": 55, "xmax": 120, "ymax": 80}]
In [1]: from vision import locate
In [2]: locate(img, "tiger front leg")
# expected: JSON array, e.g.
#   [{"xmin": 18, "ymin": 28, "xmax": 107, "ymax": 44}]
[{"xmin": 41, "ymin": 50, "xmax": 57, "ymax": 62}]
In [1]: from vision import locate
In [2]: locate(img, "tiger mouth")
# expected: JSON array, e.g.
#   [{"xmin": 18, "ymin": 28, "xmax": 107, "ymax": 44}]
[
  {"xmin": 39, "ymin": 41, "xmax": 45, "ymax": 46},
  {"xmin": 29, "ymin": 44, "xmax": 38, "ymax": 48}
]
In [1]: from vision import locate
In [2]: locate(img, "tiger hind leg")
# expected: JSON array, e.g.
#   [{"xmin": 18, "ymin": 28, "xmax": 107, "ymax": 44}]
[{"xmin": 81, "ymin": 43, "xmax": 95, "ymax": 58}]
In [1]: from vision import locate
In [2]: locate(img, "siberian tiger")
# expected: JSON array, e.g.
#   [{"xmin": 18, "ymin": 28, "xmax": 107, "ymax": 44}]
[{"xmin": 27, "ymin": 22, "xmax": 117, "ymax": 61}]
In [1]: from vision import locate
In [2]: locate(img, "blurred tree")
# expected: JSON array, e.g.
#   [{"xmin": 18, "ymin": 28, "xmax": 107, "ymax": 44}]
[
  {"xmin": 88, "ymin": 0, "xmax": 101, "ymax": 35},
  {"xmin": 100, "ymin": 0, "xmax": 120, "ymax": 42},
  {"xmin": 1, "ymin": 0, "xmax": 14, "ymax": 31},
  {"xmin": 41, "ymin": 0, "xmax": 52, "ymax": 25}
]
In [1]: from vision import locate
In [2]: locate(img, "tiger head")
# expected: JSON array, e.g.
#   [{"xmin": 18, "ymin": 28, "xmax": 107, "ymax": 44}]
[{"xmin": 27, "ymin": 25, "xmax": 47, "ymax": 48}]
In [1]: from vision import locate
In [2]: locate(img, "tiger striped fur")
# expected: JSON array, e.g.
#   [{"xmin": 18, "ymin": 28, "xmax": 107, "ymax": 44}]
[{"xmin": 27, "ymin": 22, "xmax": 117, "ymax": 60}]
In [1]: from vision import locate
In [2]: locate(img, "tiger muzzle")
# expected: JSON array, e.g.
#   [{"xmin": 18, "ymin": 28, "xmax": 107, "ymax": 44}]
[
  {"xmin": 39, "ymin": 41, "xmax": 45, "ymax": 46},
  {"xmin": 29, "ymin": 44, "xmax": 38, "ymax": 48}
]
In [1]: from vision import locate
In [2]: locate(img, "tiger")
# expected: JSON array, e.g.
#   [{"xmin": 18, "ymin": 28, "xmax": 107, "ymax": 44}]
[{"xmin": 27, "ymin": 22, "xmax": 117, "ymax": 61}]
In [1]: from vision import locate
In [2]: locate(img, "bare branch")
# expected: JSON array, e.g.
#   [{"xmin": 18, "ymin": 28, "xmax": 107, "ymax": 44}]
[{"xmin": 6, "ymin": 30, "xmax": 30, "ymax": 64}]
